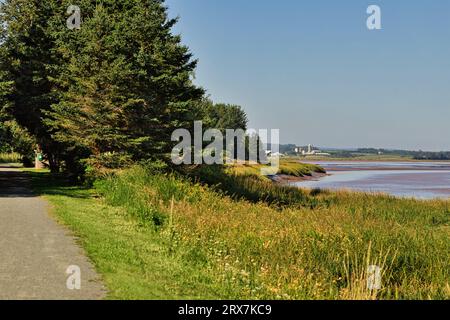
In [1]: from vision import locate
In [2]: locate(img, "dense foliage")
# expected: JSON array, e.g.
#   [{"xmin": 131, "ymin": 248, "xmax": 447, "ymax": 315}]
[{"xmin": 0, "ymin": 0, "xmax": 248, "ymax": 174}]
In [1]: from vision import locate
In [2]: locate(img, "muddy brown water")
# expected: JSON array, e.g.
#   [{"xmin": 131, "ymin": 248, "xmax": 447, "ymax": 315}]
[{"xmin": 295, "ymin": 161, "xmax": 450, "ymax": 199}]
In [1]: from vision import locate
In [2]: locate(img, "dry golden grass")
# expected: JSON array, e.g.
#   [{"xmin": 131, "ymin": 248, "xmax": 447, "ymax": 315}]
[
  {"xmin": 99, "ymin": 166, "xmax": 450, "ymax": 300},
  {"xmin": 226, "ymin": 160, "xmax": 325, "ymax": 178}
]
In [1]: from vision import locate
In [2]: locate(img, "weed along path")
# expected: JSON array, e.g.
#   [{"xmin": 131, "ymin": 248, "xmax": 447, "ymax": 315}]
[{"xmin": 0, "ymin": 166, "xmax": 105, "ymax": 300}]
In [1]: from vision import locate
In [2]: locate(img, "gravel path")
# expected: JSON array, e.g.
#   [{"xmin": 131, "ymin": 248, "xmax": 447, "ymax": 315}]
[{"xmin": 0, "ymin": 166, "xmax": 105, "ymax": 300}]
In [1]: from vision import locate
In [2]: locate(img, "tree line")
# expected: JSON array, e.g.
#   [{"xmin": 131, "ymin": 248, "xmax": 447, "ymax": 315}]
[
  {"xmin": 357, "ymin": 148, "xmax": 450, "ymax": 160},
  {"xmin": 0, "ymin": 0, "xmax": 248, "ymax": 176}
]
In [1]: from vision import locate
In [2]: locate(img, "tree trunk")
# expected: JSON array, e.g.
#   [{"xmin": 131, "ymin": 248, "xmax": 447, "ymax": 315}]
[{"xmin": 48, "ymin": 154, "xmax": 60, "ymax": 173}]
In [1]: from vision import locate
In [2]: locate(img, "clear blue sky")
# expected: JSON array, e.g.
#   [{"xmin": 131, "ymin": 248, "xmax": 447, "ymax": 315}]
[{"xmin": 166, "ymin": 0, "xmax": 450, "ymax": 151}]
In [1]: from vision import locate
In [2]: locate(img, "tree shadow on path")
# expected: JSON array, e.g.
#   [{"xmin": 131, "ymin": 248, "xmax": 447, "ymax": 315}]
[
  {"xmin": 0, "ymin": 166, "xmax": 35, "ymax": 198},
  {"xmin": 0, "ymin": 165, "xmax": 92, "ymax": 199}
]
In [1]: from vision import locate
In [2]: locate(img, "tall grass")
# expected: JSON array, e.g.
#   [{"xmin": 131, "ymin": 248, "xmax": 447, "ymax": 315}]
[
  {"xmin": 226, "ymin": 161, "xmax": 325, "ymax": 177},
  {"xmin": 0, "ymin": 152, "xmax": 21, "ymax": 163},
  {"xmin": 278, "ymin": 161, "xmax": 326, "ymax": 176},
  {"xmin": 184, "ymin": 165, "xmax": 327, "ymax": 208},
  {"xmin": 98, "ymin": 165, "xmax": 450, "ymax": 300}
]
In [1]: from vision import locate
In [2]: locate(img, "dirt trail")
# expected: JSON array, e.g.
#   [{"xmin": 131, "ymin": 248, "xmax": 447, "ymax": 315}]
[{"xmin": 0, "ymin": 166, "xmax": 105, "ymax": 300}]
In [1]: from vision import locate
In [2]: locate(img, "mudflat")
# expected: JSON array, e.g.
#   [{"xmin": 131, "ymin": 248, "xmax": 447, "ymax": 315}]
[{"xmin": 295, "ymin": 161, "xmax": 450, "ymax": 199}]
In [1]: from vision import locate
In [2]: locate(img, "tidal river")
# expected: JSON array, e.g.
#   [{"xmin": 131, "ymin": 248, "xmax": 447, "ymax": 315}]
[{"xmin": 293, "ymin": 161, "xmax": 450, "ymax": 200}]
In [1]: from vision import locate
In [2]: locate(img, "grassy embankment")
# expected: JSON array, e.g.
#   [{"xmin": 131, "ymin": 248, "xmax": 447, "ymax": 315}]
[
  {"xmin": 26, "ymin": 162, "xmax": 449, "ymax": 300},
  {"xmin": 0, "ymin": 152, "xmax": 21, "ymax": 163},
  {"xmin": 227, "ymin": 161, "xmax": 326, "ymax": 178}
]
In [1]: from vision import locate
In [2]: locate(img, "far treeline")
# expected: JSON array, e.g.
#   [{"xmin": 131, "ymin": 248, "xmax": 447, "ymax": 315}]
[
  {"xmin": 0, "ymin": 0, "xmax": 249, "ymax": 176},
  {"xmin": 279, "ymin": 145, "xmax": 450, "ymax": 160},
  {"xmin": 351, "ymin": 148, "xmax": 450, "ymax": 161}
]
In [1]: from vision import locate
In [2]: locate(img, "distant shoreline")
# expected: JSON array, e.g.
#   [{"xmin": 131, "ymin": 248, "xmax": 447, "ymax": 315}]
[
  {"xmin": 272, "ymin": 159, "xmax": 450, "ymax": 184},
  {"xmin": 311, "ymin": 166, "xmax": 450, "ymax": 172},
  {"xmin": 300, "ymin": 160, "xmax": 450, "ymax": 172},
  {"xmin": 293, "ymin": 157, "xmax": 450, "ymax": 163}
]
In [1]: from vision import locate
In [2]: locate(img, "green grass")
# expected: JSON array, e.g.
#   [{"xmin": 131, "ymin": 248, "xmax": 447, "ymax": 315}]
[
  {"xmin": 278, "ymin": 161, "xmax": 326, "ymax": 176},
  {"xmin": 25, "ymin": 166, "xmax": 450, "ymax": 300},
  {"xmin": 0, "ymin": 152, "xmax": 21, "ymax": 163},
  {"xmin": 25, "ymin": 169, "xmax": 224, "ymax": 300}
]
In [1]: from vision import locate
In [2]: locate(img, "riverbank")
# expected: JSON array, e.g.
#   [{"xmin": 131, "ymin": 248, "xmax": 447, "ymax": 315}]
[
  {"xmin": 25, "ymin": 166, "xmax": 450, "ymax": 300},
  {"xmin": 270, "ymin": 171, "xmax": 328, "ymax": 183},
  {"xmin": 228, "ymin": 160, "xmax": 326, "ymax": 178}
]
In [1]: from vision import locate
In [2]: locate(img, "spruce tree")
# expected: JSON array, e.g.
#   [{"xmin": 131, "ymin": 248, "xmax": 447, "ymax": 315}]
[
  {"xmin": 47, "ymin": 0, "xmax": 204, "ymax": 170},
  {"xmin": 0, "ymin": 0, "xmax": 66, "ymax": 171}
]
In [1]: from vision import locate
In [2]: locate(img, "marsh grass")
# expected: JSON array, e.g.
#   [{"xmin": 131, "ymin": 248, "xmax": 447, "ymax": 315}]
[
  {"xmin": 341, "ymin": 242, "xmax": 396, "ymax": 300},
  {"xmin": 226, "ymin": 161, "xmax": 325, "ymax": 178},
  {"xmin": 278, "ymin": 161, "xmax": 326, "ymax": 177},
  {"xmin": 183, "ymin": 164, "xmax": 330, "ymax": 208},
  {"xmin": 97, "ymin": 166, "xmax": 450, "ymax": 300}
]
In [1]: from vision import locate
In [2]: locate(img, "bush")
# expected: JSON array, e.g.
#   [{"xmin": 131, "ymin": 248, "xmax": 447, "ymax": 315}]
[{"xmin": 0, "ymin": 152, "xmax": 21, "ymax": 163}]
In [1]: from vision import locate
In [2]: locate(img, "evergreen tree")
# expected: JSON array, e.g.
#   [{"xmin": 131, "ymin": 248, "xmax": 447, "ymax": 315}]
[
  {"xmin": 203, "ymin": 101, "xmax": 248, "ymax": 132},
  {"xmin": 47, "ymin": 0, "xmax": 204, "ymax": 171},
  {"xmin": 0, "ymin": 0, "xmax": 65, "ymax": 171},
  {"xmin": 1, "ymin": 0, "xmax": 250, "ymax": 174},
  {"xmin": 200, "ymin": 99, "xmax": 249, "ymax": 160}
]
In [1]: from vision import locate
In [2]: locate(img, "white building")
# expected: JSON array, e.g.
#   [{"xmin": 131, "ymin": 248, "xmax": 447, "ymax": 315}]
[{"xmin": 295, "ymin": 144, "xmax": 330, "ymax": 156}]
